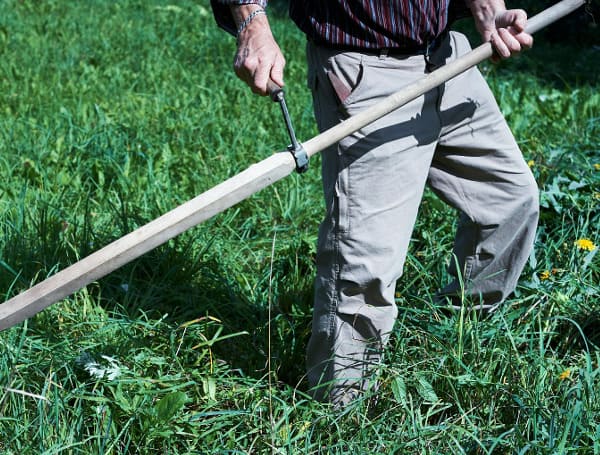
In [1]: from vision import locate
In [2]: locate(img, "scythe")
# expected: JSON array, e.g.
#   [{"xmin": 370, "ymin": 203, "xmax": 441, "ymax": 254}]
[{"xmin": 0, "ymin": 0, "xmax": 586, "ymax": 331}]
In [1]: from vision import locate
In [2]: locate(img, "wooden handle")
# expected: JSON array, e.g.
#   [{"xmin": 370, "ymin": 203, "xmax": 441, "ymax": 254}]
[
  {"xmin": 525, "ymin": 0, "xmax": 585, "ymax": 33},
  {"xmin": 0, "ymin": 153, "xmax": 297, "ymax": 331},
  {"xmin": 0, "ymin": 0, "xmax": 586, "ymax": 331}
]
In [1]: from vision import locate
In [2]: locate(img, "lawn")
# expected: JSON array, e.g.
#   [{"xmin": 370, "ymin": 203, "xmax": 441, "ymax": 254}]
[{"xmin": 0, "ymin": 0, "xmax": 598, "ymax": 453}]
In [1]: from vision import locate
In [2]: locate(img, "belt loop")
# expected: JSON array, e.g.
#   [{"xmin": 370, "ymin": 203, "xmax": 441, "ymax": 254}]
[{"xmin": 379, "ymin": 48, "xmax": 388, "ymax": 60}]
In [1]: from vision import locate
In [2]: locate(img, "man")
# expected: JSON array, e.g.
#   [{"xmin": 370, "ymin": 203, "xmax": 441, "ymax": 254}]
[{"xmin": 211, "ymin": 0, "xmax": 539, "ymax": 406}]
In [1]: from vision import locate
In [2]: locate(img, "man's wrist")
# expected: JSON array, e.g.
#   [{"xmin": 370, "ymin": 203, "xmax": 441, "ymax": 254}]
[
  {"xmin": 229, "ymin": 3, "xmax": 271, "ymax": 42},
  {"xmin": 229, "ymin": 3, "xmax": 266, "ymax": 27}
]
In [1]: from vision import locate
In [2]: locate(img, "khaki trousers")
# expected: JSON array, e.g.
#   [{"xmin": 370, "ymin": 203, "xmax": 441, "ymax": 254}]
[{"xmin": 305, "ymin": 32, "xmax": 539, "ymax": 404}]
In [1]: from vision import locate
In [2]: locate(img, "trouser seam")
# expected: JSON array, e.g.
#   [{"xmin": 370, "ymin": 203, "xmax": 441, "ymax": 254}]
[{"xmin": 327, "ymin": 208, "xmax": 342, "ymax": 355}]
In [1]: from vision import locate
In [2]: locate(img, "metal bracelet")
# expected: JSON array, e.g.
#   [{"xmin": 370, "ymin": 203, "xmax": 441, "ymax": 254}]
[{"xmin": 236, "ymin": 9, "xmax": 266, "ymax": 36}]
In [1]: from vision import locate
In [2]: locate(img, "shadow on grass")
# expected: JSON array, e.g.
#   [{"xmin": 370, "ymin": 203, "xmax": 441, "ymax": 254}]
[
  {"xmin": 110, "ymin": 241, "xmax": 314, "ymax": 389},
  {"xmin": 1, "ymin": 216, "xmax": 314, "ymax": 389},
  {"xmin": 552, "ymin": 309, "xmax": 600, "ymax": 353}
]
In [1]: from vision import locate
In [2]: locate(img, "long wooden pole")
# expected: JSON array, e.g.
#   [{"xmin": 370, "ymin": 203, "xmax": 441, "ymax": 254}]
[{"xmin": 0, "ymin": 0, "xmax": 585, "ymax": 331}]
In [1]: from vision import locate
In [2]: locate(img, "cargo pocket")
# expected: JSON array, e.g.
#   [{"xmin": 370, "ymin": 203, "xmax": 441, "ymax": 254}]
[
  {"xmin": 325, "ymin": 54, "xmax": 368, "ymax": 116},
  {"xmin": 326, "ymin": 70, "xmax": 352, "ymax": 105},
  {"xmin": 340, "ymin": 61, "xmax": 367, "ymax": 109}
]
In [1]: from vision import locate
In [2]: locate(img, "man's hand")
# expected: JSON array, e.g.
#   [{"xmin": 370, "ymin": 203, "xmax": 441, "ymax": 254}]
[
  {"xmin": 230, "ymin": 5, "xmax": 285, "ymax": 95},
  {"xmin": 468, "ymin": 0, "xmax": 533, "ymax": 60}
]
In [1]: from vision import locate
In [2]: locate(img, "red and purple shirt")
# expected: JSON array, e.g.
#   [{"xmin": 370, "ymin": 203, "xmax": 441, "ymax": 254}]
[{"xmin": 212, "ymin": 0, "xmax": 469, "ymax": 49}]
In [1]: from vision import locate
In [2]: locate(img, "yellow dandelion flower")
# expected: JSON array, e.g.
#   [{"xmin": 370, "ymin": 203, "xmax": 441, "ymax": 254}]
[
  {"xmin": 539, "ymin": 270, "xmax": 551, "ymax": 280},
  {"xmin": 575, "ymin": 238, "xmax": 597, "ymax": 252},
  {"xmin": 527, "ymin": 160, "xmax": 535, "ymax": 168},
  {"xmin": 594, "ymin": 192, "xmax": 600, "ymax": 200},
  {"xmin": 594, "ymin": 163, "xmax": 600, "ymax": 171},
  {"xmin": 559, "ymin": 369, "xmax": 571, "ymax": 380}
]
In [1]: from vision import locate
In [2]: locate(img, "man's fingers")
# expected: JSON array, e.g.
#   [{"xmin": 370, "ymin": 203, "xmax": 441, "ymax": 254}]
[
  {"xmin": 511, "ymin": 29, "xmax": 533, "ymax": 50},
  {"xmin": 492, "ymin": 29, "xmax": 531, "ymax": 59},
  {"xmin": 498, "ymin": 28, "xmax": 523, "ymax": 53},
  {"xmin": 233, "ymin": 49, "xmax": 275, "ymax": 95},
  {"xmin": 252, "ymin": 66, "xmax": 272, "ymax": 95},
  {"xmin": 499, "ymin": 9, "xmax": 528, "ymax": 33},
  {"xmin": 490, "ymin": 31, "xmax": 511, "ymax": 59},
  {"xmin": 250, "ymin": 53, "xmax": 285, "ymax": 95},
  {"xmin": 233, "ymin": 32, "xmax": 285, "ymax": 96},
  {"xmin": 269, "ymin": 53, "xmax": 286, "ymax": 88},
  {"xmin": 490, "ymin": 9, "xmax": 533, "ymax": 60}
]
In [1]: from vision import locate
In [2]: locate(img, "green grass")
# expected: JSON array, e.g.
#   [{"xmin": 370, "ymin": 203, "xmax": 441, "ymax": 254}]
[{"xmin": 1, "ymin": 0, "xmax": 599, "ymax": 453}]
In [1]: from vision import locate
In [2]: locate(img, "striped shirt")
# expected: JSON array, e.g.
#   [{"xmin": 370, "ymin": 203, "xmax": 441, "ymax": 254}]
[{"xmin": 212, "ymin": 0, "xmax": 469, "ymax": 50}]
